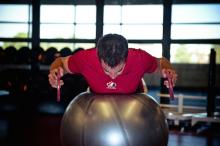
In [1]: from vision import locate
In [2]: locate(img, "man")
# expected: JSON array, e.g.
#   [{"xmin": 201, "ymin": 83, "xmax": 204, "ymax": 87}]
[{"xmin": 48, "ymin": 34, "xmax": 177, "ymax": 94}]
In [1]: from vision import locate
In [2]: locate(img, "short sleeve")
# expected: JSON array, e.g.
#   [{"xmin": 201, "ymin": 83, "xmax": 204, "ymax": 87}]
[
  {"xmin": 68, "ymin": 51, "xmax": 85, "ymax": 73},
  {"xmin": 139, "ymin": 49, "xmax": 158, "ymax": 73}
]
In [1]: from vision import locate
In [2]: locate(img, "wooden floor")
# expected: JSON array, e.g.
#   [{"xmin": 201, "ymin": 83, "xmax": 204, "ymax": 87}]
[{"xmin": 0, "ymin": 114, "xmax": 220, "ymax": 146}]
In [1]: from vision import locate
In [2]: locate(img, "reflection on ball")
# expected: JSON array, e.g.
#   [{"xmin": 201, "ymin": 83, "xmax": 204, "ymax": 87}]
[{"xmin": 60, "ymin": 92, "xmax": 168, "ymax": 146}]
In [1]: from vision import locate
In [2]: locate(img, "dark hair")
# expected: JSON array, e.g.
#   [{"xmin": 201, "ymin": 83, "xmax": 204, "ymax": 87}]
[{"xmin": 97, "ymin": 34, "xmax": 128, "ymax": 68}]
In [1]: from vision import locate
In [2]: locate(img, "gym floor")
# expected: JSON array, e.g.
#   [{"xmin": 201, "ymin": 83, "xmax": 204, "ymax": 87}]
[{"xmin": 1, "ymin": 113, "xmax": 220, "ymax": 146}]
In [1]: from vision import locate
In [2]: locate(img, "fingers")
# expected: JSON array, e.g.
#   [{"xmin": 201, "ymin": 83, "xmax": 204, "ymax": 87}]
[
  {"xmin": 49, "ymin": 76, "xmax": 64, "ymax": 88},
  {"xmin": 48, "ymin": 67, "xmax": 65, "ymax": 88},
  {"xmin": 162, "ymin": 68, "xmax": 177, "ymax": 88}
]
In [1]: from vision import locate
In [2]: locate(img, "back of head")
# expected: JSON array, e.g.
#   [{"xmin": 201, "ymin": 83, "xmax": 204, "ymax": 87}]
[{"xmin": 97, "ymin": 34, "xmax": 128, "ymax": 68}]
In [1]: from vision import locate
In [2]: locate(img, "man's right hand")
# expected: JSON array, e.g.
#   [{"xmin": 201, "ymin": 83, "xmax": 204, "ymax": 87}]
[{"xmin": 48, "ymin": 67, "xmax": 65, "ymax": 88}]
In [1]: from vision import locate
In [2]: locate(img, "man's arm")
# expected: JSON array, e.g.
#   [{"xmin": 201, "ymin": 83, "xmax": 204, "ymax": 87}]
[
  {"xmin": 50, "ymin": 56, "xmax": 71, "ymax": 72},
  {"xmin": 48, "ymin": 56, "xmax": 71, "ymax": 88},
  {"xmin": 156, "ymin": 57, "xmax": 177, "ymax": 88},
  {"xmin": 159, "ymin": 57, "xmax": 173, "ymax": 70}
]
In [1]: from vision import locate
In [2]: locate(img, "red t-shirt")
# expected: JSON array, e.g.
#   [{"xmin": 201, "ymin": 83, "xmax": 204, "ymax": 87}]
[{"xmin": 68, "ymin": 48, "xmax": 157, "ymax": 94}]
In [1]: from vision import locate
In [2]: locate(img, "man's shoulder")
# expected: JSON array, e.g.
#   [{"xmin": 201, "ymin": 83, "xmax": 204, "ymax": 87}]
[
  {"xmin": 77, "ymin": 48, "xmax": 99, "ymax": 64},
  {"xmin": 128, "ymin": 48, "xmax": 146, "ymax": 55},
  {"xmin": 84, "ymin": 47, "xmax": 97, "ymax": 52},
  {"xmin": 73, "ymin": 47, "xmax": 97, "ymax": 56},
  {"xmin": 128, "ymin": 48, "xmax": 155, "ymax": 61},
  {"xmin": 69, "ymin": 48, "xmax": 97, "ymax": 60}
]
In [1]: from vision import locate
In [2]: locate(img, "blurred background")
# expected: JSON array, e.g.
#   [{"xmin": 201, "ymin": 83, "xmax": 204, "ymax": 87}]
[{"xmin": 0, "ymin": 0, "xmax": 220, "ymax": 146}]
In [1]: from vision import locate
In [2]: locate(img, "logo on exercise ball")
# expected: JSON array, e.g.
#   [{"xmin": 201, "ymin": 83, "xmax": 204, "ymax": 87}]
[{"xmin": 106, "ymin": 81, "xmax": 117, "ymax": 89}]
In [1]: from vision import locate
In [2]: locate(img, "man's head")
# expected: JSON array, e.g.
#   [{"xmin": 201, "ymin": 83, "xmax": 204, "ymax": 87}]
[
  {"xmin": 97, "ymin": 33, "xmax": 128, "ymax": 67},
  {"xmin": 97, "ymin": 34, "xmax": 128, "ymax": 79}
]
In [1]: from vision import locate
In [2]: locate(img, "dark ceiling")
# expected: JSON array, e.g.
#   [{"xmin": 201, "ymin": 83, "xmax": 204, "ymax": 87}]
[{"xmin": 0, "ymin": 0, "xmax": 220, "ymax": 4}]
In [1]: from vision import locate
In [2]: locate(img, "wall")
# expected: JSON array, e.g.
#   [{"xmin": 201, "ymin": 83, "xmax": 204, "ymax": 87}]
[{"xmin": 144, "ymin": 64, "xmax": 220, "ymax": 89}]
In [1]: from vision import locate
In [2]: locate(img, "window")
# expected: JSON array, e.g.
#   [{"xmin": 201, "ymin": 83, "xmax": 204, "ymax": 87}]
[
  {"xmin": 171, "ymin": 44, "xmax": 220, "ymax": 64},
  {"xmin": 171, "ymin": 4, "xmax": 220, "ymax": 64},
  {"xmin": 103, "ymin": 5, "xmax": 163, "ymax": 57},
  {"xmin": 171, "ymin": 4, "xmax": 220, "ymax": 39},
  {"xmin": 40, "ymin": 42, "xmax": 95, "ymax": 51},
  {"xmin": 0, "ymin": 4, "xmax": 32, "ymax": 49},
  {"xmin": 40, "ymin": 5, "xmax": 96, "ymax": 50},
  {"xmin": 40, "ymin": 5, "xmax": 96, "ymax": 39},
  {"xmin": 104, "ymin": 5, "xmax": 163, "ymax": 40}
]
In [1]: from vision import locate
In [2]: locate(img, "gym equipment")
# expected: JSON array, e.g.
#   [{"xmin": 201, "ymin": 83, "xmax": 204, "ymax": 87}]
[{"xmin": 61, "ymin": 92, "xmax": 168, "ymax": 146}]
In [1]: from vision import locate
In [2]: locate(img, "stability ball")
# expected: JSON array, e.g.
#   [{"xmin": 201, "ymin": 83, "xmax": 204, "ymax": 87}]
[{"xmin": 60, "ymin": 92, "xmax": 169, "ymax": 146}]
